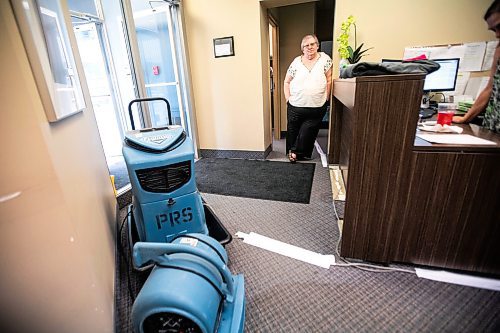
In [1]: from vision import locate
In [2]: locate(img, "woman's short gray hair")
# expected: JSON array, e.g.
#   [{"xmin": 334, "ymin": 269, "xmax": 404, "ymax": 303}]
[{"xmin": 301, "ymin": 34, "xmax": 319, "ymax": 49}]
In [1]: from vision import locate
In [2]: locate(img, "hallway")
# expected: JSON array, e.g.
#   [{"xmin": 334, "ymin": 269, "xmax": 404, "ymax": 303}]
[{"xmin": 115, "ymin": 135, "xmax": 500, "ymax": 332}]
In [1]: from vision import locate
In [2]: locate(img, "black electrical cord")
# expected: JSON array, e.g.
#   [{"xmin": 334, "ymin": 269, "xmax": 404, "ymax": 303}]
[
  {"xmin": 430, "ymin": 92, "xmax": 446, "ymax": 103},
  {"xmin": 117, "ymin": 210, "xmax": 136, "ymax": 302}
]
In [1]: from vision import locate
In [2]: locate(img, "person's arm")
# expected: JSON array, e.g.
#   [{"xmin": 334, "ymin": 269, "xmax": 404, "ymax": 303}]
[
  {"xmin": 453, "ymin": 83, "xmax": 493, "ymax": 123},
  {"xmin": 325, "ymin": 67, "xmax": 332, "ymax": 101},
  {"xmin": 453, "ymin": 44, "xmax": 500, "ymax": 123},
  {"xmin": 284, "ymin": 73, "xmax": 293, "ymax": 102}
]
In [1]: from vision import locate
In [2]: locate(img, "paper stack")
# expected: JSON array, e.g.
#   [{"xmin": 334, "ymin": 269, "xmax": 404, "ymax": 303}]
[{"xmin": 455, "ymin": 101, "xmax": 474, "ymax": 116}]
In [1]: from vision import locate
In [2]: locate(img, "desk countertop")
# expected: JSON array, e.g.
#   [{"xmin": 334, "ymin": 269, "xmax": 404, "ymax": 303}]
[{"xmin": 413, "ymin": 123, "xmax": 500, "ymax": 153}]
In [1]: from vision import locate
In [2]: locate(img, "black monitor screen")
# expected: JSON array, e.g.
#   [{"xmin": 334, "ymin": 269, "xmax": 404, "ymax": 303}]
[
  {"xmin": 381, "ymin": 58, "xmax": 460, "ymax": 92},
  {"xmin": 423, "ymin": 58, "xmax": 460, "ymax": 92}
]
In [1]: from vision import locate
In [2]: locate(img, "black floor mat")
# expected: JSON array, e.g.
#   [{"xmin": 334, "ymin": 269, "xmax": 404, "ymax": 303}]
[{"xmin": 195, "ymin": 158, "xmax": 315, "ymax": 204}]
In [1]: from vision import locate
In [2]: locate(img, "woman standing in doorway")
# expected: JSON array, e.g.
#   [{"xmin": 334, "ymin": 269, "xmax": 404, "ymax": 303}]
[{"xmin": 284, "ymin": 34, "xmax": 332, "ymax": 163}]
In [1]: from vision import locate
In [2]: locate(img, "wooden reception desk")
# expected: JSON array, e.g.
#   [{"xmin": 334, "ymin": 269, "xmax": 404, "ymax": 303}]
[{"xmin": 330, "ymin": 74, "xmax": 500, "ymax": 276}]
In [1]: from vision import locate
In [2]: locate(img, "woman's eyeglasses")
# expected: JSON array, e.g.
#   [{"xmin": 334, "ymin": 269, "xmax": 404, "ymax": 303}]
[{"xmin": 302, "ymin": 42, "xmax": 317, "ymax": 48}]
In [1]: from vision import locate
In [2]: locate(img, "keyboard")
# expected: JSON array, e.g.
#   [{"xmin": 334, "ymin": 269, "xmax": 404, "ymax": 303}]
[{"xmin": 419, "ymin": 108, "xmax": 436, "ymax": 119}]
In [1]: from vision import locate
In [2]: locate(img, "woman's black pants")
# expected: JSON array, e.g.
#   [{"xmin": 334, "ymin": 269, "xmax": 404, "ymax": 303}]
[{"xmin": 286, "ymin": 102, "xmax": 327, "ymax": 159}]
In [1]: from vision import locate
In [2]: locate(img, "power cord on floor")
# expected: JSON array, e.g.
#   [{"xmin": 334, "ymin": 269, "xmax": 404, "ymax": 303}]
[
  {"xmin": 331, "ymin": 200, "xmax": 416, "ymax": 275},
  {"xmin": 334, "ymin": 262, "xmax": 416, "ymax": 274},
  {"xmin": 117, "ymin": 210, "xmax": 137, "ymax": 302}
]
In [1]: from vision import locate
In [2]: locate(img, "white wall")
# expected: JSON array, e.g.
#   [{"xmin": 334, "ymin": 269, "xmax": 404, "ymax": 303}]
[
  {"xmin": 0, "ymin": 2, "xmax": 116, "ymax": 332},
  {"xmin": 333, "ymin": 0, "xmax": 494, "ymax": 77},
  {"xmin": 183, "ymin": 0, "xmax": 268, "ymax": 152}
]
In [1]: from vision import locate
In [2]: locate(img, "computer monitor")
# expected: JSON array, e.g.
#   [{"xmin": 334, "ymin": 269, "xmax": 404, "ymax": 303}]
[
  {"xmin": 381, "ymin": 58, "xmax": 460, "ymax": 108},
  {"xmin": 381, "ymin": 58, "xmax": 460, "ymax": 92},
  {"xmin": 422, "ymin": 58, "xmax": 460, "ymax": 92}
]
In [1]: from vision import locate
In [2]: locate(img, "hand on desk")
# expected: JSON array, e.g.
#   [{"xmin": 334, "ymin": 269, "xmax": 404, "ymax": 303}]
[{"xmin": 452, "ymin": 115, "xmax": 466, "ymax": 124}]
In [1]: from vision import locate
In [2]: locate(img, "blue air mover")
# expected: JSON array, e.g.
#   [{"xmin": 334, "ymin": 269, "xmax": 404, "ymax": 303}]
[{"xmin": 131, "ymin": 234, "xmax": 245, "ymax": 333}]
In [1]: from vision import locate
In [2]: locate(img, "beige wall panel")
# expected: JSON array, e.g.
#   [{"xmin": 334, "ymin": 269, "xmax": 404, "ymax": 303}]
[
  {"xmin": 183, "ymin": 0, "xmax": 266, "ymax": 151},
  {"xmin": 0, "ymin": 2, "xmax": 116, "ymax": 332}
]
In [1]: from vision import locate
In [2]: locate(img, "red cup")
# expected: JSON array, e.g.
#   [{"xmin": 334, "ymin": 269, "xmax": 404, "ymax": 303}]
[{"xmin": 437, "ymin": 110, "xmax": 454, "ymax": 126}]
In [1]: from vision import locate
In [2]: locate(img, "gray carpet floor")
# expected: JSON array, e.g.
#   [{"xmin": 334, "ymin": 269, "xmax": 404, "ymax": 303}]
[{"xmin": 115, "ymin": 132, "xmax": 500, "ymax": 332}]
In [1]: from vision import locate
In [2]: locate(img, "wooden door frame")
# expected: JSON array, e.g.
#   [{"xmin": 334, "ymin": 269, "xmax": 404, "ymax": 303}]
[{"xmin": 268, "ymin": 14, "xmax": 281, "ymax": 140}]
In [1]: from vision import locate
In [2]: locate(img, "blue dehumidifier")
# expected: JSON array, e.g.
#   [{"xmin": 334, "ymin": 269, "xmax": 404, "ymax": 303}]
[
  {"xmin": 122, "ymin": 98, "xmax": 245, "ymax": 333},
  {"xmin": 123, "ymin": 123, "xmax": 208, "ymax": 243}
]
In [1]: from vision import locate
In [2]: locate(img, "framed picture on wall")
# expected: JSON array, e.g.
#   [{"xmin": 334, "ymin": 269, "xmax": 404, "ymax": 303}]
[
  {"xmin": 213, "ymin": 36, "xmax": 235, "ymax": 58},
  {"xmin": 11, "ymin": 0, "xmax": 86, "ymax": 122}
]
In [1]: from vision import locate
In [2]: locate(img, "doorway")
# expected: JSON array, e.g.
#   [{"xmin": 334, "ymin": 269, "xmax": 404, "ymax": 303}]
[
  {"xmin": 70, "ymin": 3, "xmax": 134, "ymax": 194},
  {"xmin": 73, "ymin": 22, "xmax": 123, "ymax": 159},
  {"xmin": 123, "ymin": 0, "xmax": 197, "ymax": 142}
]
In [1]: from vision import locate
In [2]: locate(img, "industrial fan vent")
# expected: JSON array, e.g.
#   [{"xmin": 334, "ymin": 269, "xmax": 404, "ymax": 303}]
[
  {"xmin": 142, "ymin": 312, "xmax": 202, "ymax": 333},
  {"xmin": 136, "ymin": 160, "xmax": 191, "ymax": 193}
]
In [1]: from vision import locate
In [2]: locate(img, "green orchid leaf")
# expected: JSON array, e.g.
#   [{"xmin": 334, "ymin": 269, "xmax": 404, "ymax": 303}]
[
  {"xmin": 347, "ymin": 45, "xmax": 354, "ymax": 58},
  {"xmin": 354, "ymin": 43, "xmax": 364, "ymax": 53},
  {"xmin": 349, "ymin": 43, "xmax": 374, "ymax": 63},
  {"xmin": 356, "ymin": 50, "xmax": 369, "ymax": 58},
  {"xmin": 356, "ymin": 48, "xmax": 372, "ymax": 56}
]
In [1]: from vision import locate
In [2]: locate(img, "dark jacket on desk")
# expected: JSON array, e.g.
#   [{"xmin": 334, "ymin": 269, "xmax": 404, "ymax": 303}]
[{"xmin": 340, "ymin": 60, "xmax": 440, "ymax": 78}]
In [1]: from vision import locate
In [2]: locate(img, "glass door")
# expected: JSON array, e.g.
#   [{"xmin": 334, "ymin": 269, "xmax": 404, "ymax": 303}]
[
  {"xmin": 133, "ymin": 6, "xmax": 181, "ymax": 127},
  {"xmin": 123, "ymin": 0, "xmax": 197, "ymax": 143},
  {"xmin": 73, "ymin": 22, "xmax": 124, "ymax": 157},
  {"xmin": 69, "ymin": 0, "xmax": 136, "ymax": 194}
]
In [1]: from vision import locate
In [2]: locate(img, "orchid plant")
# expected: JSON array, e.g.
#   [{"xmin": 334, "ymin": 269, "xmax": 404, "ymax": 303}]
[{"xmin": 337, "ymin": 15, "xmax": 372, "ymax": 64}]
